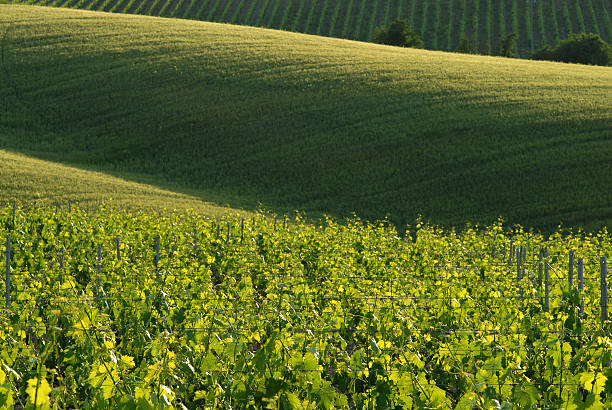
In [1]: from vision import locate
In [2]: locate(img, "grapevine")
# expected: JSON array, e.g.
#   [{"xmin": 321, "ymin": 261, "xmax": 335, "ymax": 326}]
[{"xmin": 2, "ymin": 204, "xmax": 612, "ymax": 407}]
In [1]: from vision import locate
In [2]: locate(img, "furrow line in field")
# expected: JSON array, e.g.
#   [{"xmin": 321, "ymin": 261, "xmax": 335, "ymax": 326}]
[
  {"xmin": 340, "ymin": 0, "xmax": 355, "ymax": 38},
  {"xmin": 85, "ymin": 0, "xmax": 104, "ymax": 11},
  {"xmin": 48, "ymin": 0, "xmax": 65, "ymax": 9},
  {"xmin": 132, "ymin": 0, "xmax": 149, "ymax": 14},
  {"xmin": 382, "ymin": 0, "xmax": 391, "ymax": 27},
  {"xmin": 63, "ymin": 0, "xmax": 80, "ymax": 9},
  {"xmin": 485, "ymin": 0, "xmax": 492, "ymax": 54},
  {"xmin": 409, "ymin": 0, "xmax": 417, "ymax": 29},
  {"xmin": 193, "ymin": 0, "xmax": 211, "ymax": 19},
  {"xmin": 433, "ymin": 0, "xmax": 441, "ymax": 50},
  {"xmin": 205, "ymin": 0, "xmax": 223, "ymax": 21},
  {"xmin": 353, "ymin": 0, "xmax": 367, "ymax": 40},
  {"xmin": 535, "ymin": 0, "xmax": 546, "ymax": 48},
  {"xmin": 109, "ymin": 0, "xmax": 129, "ymax": 13},
  {"xmin": 420, "ymin": 0, "xmax": 429, "ymax": 45},
  {"xmin": 560, "ymin": 0, "xmax": 573, "ymax": 35},
  {"xmin": 601, "ymin": 0, "xmax": 612, "ymax": 42},
  {"xmin": 365, "ymin": 0, "xmax": 380, "ymax": 41},
  {"xmin": 99, "ymin": 0, "xmax": 117, "ymax": 12},
  {"xmin": 585, "ymin": 0, "xmax": 601, "ymax": 35},
  {"xmin": 459, "ymin": 0, "xmax": 467, "ymax": 38},
  {"xmin": 495, "ymin": 0, "xmax": 505, "ymax": 54},
  {"xmin": 279, "ymin": 0, "xmax": 296, "ymax": 30},
  {"xmin": 173, "ymin": 0, "xmax": 194, "ymax": 18},
  {"xmin": 146, "ymin": 0, "xmax": 163, "ymax": 16},
  {"xmin": 574, "ymin": 0, "xmax": 586, "ymax": 33},
  {"xmin": 121, "ymin": 0, "xmax": 141, "ymax": 14},
  {"xmin": 291, "ymin": 0, "xmax": 307, "ymax": 31},
  {"xmin": 158, "ymin": 0, "xmax": 178, "ymax": 17},
  {"xmin": 446, "ymin": 0, "xmax": 455, "ymax": 51},
  {"xmin": 472, "ymin": 0, "xmax": 479, "ymax": 46},
  {"xmin": 511, "ymin": 0, "xmax": 518, "ymax": 51},
  {"xmin": 328, "ymin": 0, "xmax": 342, "ymax": 37},
  {"xmin": 304, "ymin": 0, "xmax": 319, "ymax": 33},
  {"xmin": 524, "ymin": 0, "xmax": 532, "ymax": 53},
  {"xmin": 548, "ymin": 0, "xmax": 561, "ymax": 46},
  {"xmin": 254, "ymin": 0, "xmax": 271, "ymax": 26},
  {"xmin": 315, "ymin": 0, "xmax": 330, "ymax": 36},
  {"xmin": 264, "ymin": 0, "xmax": 282, "ymax": 27},
  {"xmin": 219, "ymin": 0, "xmax": 236, "ymax": 21},
  {"xmin": 241, "ymin": 0, "xmax": 257, "ymax": 25},
  {"xmin": 228, "ymin": 0, "xmax": 245, "ymax": 23}
]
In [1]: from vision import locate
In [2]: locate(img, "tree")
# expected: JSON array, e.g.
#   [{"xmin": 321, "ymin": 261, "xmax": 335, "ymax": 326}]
[
  {"xmin": 532, "ymin": 33, "xmax": 612, "ymax": 66},
  {"xmin": 455, "ymin": 36, "xmax": 478, "ymax": 54},
  {"xmin": 531, "ymin": 45, "xmax": 557, "ymax": 61},
  {"xmin": 373, "ymin": 20, "xmax": 423, "ymax": 48},
  {"xmin": 556, "ymin": 33, "xmax": 612, "ymax": 65},
  {"xmin": 500, "ymin": 32, "xmax": 518, "ymax": 58}
]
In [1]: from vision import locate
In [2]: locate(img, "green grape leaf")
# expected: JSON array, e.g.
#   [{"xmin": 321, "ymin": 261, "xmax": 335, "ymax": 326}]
[{"xmin": 26, "ymin": 377, "xmax": 52, "ymax": 407}]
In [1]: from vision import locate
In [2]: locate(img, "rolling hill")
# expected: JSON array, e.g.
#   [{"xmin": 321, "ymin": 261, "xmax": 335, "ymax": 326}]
[
  {"xmin": 1, "ymin": 5, "xmax": 611, "ymax": 231},
  {"xmin": 9, "ymin": 0, "xmax": 612, "ymax": 58},
  {"xmin": 0, "ymin": 150, "xmax": 244, "ymax": 217}
]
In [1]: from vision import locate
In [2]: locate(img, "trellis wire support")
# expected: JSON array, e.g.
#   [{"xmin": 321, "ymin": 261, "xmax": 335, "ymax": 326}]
[
  {"xmin": 601, "ymin": 256, "xmax": 607, "ymax": 324},
  {"xmin": 12, "ymin": 200, "xmax": 16, "ymax": 230},
  {"xmin": 5, "ymin": 235, "xmax": 10, "ymax": 309},
  {"xmin": 544, "ymin": 249, "xmax": 549, "ymax": 313},
  {"xmin": 156, "ymin": 237, "xmax": 160, "ymax": 281},
  {"xmin": 568, "ymin": 250, "xmax": 574, "ymax": 286},
  {"xmin": 60, "ymin": 247, "xmax": 65, "ymax": 285},
  {"xmin": 538, "ymin": 251, "xmax": 543, "ymax": 291},
  {"xmin": 97, "ymin": 244, "xmax": 102, "ymax": 304},
  {"xmin": 578, "ymin": 257, "xmax": 584, "ymax": 316}
]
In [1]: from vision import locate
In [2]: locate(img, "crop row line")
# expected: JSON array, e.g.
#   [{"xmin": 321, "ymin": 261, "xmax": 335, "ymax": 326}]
[{"xmin": 14, "ymin": 0, "xmax": 612, "ymax": 57}]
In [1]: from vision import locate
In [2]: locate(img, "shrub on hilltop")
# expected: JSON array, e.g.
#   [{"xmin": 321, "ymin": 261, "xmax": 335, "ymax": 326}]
[
  {"xmin": 532, "ymin": 33, "xmax": 612, "ymax": 66},
  {"xmin": 373, "ymin": 20, "xmax": 423, "ymax": 49},
  {"xmin": 455, "ymin": 36, "xmax": 479, "ymax": 54},
  {"xmin": 500, "ymin": 32, "xmax": 518, "ymax": 58}
]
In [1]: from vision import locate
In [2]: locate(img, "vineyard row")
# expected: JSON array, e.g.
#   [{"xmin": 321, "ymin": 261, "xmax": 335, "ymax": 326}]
[{"xmin": 17, "ymin": 0, "xmax": 612, "ymax": 57}]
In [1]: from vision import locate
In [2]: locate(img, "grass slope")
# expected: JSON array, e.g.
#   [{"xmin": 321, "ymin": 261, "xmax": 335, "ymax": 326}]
[
  {"xmin": 10, "ymin": 0, "xmax": 612, "ymax": 57},
  {"xmin": 0, "ymin": 150, "xmax": 245, "ymax": 217},
  {"xmin": 1, "ymin": 5, "xmax": 612, "ymax": 230}
]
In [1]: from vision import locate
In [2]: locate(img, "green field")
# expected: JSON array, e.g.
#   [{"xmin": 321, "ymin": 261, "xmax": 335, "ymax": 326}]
[
  {"xmin": 3, "ymin": 6, "xmax": 612, "ymax": 231},
  {"xmin": 9, "ymin": 0, "xmax": 612, "ymax": 57},
  {"xmin": 0, "ymin": 150, "xmax": 245, "ymax": 217},
  {"xmin": 2, "ymin": 204, "xmax": 612, "ymax": 407},
  {"xmin": 2, "ymin": 6, "xmax": 612, "ymax": 231}
]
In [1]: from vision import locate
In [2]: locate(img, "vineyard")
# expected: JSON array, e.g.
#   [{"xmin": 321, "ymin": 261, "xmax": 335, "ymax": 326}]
[
  {"xmin": 2, "ymin": 202, "xmax": 612, "ymax": 407},
  {"xmin": 10, "ymin": 0, "xmax": 612, "ymax": 57}
]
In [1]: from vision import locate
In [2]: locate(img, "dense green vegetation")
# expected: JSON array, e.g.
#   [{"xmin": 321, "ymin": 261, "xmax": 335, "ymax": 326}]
[
  {"xmin": 1, "ymin": 6, "xmax": 612, "ymax": 232},
  {"xmin": 3, "ymin": 204, "xmax": 612, "ymax": 407},
  {"xmin": 373, "ymin": 19, "xmax": 423, "ymax": 48},
  {"xmin": 10, "ymin": 0, "xmax": 612, "ymax": 57},
  {"xmin": 532, "ymin": 32, "xmax": 612, "ymax": 66}
]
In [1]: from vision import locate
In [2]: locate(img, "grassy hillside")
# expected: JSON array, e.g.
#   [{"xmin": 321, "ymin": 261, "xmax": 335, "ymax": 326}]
[
  {"xmin": 0, "ymin": 150, "xmax": 244, "ymax": 216},
  {"xmin": 10, "ymin": 0, "xmax": 612, "ymax": 57},
  {"xmin": 1, "ymin": 5, "xmax": 612, "ymax": 231}
]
